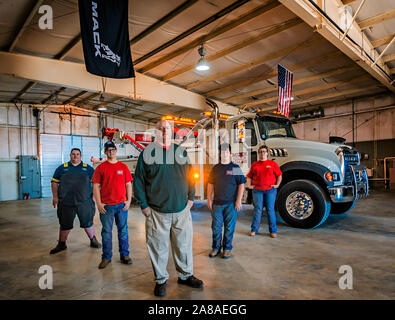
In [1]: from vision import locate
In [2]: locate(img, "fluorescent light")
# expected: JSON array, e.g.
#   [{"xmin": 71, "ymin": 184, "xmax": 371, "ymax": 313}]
[
  {"xmin": 97, "ymin": 105, "xmax": 107, "ymax": 111},
  {"xmin": 195, "ymin": 57, "xmax": 210, "ymax": 71}
]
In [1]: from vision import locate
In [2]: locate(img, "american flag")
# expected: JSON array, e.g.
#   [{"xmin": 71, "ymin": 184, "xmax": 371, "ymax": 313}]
[{"xmin": 277, "ymin": 64, "xmax": 293, "ymax": 117}]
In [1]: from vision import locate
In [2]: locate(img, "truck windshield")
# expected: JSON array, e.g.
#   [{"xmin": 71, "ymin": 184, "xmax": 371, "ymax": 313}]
[{"xmin": 256, "ymin": 117, "xmax": 296, "ymax": 139}]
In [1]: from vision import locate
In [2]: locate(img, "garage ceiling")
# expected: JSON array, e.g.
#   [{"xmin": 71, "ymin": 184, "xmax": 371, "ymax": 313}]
[{"xmin": 0, "ymin": 0, "xmax": 394, "ymax": 122}]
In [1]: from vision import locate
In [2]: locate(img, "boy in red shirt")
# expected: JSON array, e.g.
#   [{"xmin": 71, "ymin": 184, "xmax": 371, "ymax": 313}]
[
  {"xmin": 92, "ymin": 141, "xmax": 133, "ymax": 269},
  {"xmin": 246, "ymin": 145, "xmax": 282, "ymax": 238}
]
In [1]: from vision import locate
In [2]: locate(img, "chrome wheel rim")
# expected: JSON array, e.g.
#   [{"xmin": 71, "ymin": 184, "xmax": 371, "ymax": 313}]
[{"xmin": 286, "ymin": 191, "xmax": 314, "ymax": 220}]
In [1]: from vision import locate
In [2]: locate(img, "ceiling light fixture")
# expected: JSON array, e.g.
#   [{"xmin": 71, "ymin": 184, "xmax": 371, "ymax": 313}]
[
  {"xmin": 97, "ymin": 105, "xmax": 107, "ymax": 111},
  {"xmin": 195, "ymin": 44, "xmax": 210, "ymax": 71}
]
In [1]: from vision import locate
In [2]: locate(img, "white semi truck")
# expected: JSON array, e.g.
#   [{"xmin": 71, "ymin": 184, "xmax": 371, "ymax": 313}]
[
  {"xmin": 219, "ymin": 110, "xmax": 369, "ymax": 229},
  {"xmin": 95, "ymin": 109, "xmax": 369, "ymax": 229}
]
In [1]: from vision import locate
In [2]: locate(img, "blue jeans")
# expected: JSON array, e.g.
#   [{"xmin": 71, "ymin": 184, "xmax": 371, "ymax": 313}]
[
  {"xmin": 251, "ymin": 188, "xmax": 277, "ymax": 234},
  {"xmin": 99, "ymin": 203, "xmax": 129, "ymax": 260},
  {"xmin": 211, "ymin": 203, "xmax": 238, "ymax": 251}
]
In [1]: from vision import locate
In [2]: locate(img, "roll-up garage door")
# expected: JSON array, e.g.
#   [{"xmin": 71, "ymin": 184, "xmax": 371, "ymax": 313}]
[{"xmin": 40, "ymin": 134, "xmax": 100, "ymax": 198}]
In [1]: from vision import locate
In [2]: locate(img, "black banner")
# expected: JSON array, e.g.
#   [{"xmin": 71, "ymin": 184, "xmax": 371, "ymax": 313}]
[{"xmin": 78, "ymin": 0, "xmax": 135, "ymax": 78}]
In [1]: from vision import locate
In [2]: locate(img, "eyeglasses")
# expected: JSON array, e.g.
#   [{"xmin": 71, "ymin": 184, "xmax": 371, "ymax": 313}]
[{"xmin": 106, "ymin": 148, "xmax": 117, "ymax": 153}]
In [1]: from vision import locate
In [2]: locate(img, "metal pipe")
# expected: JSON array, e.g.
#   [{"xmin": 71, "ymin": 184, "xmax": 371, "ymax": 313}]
[{"xmin": 341, "ymin": 0, "xmax": 366, "ymax": 41}]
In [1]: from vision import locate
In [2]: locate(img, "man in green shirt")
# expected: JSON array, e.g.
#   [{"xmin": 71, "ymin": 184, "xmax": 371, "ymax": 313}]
[{"xmin": 133, "ymin": 119, "xmax": 204, "ymax": 297}]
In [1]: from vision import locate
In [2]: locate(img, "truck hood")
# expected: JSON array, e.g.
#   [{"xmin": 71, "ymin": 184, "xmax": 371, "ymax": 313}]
[
  {"xmin": 264, "ymin": 137, "xmax": 348, "ymax": 174},
  {"xmin": 265, "ymin": 137, "xmax": 341, "ymax": 153}
]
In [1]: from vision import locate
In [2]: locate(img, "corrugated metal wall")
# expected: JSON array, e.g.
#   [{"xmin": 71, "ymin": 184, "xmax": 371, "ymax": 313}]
[
  {"xmin": 292, "ymin": 94, "xmax": 395, "ymax": 143},
  {"xmin": 0, "ymin": 104, "xmax": 153, "ymax": 201}
]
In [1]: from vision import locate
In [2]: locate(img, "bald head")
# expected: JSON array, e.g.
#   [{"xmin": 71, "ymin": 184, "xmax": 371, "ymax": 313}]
[{"xmin": 155, "ymin": 119, "xmax": 173, "ymax": 147}]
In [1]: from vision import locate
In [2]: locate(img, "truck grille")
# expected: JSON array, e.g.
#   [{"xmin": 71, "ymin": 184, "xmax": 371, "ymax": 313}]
[{"xmin": 344, "ymin": 151, "xmax": 360, "ymax": 183}]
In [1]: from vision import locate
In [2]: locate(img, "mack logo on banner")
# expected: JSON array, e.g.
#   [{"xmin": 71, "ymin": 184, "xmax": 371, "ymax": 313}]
[{"xmin": 78, "ymin": 0, "xmax": 135, "ymax": 78}]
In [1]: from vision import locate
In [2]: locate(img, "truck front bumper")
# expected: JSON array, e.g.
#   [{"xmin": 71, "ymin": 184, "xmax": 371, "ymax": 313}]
[{"xmin": 328, "ymin": 165, "xmax": 369, "ymax": 203}]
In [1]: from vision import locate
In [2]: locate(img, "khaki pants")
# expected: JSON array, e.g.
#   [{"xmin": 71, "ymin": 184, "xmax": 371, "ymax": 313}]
[{"xmin": 145, "ymin": 204, "xmax": 193, "ymax": 284}]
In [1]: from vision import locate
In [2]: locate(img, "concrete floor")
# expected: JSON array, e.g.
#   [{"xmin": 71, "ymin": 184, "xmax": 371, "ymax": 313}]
[{"xmin": 0, "ymin": 189, "xmax": 394, "ymax": 300}]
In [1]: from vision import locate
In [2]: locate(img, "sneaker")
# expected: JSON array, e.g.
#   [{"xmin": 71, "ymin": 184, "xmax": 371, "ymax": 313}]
[
  {"xmin": 98, "ymin": 259, "xmax": 111, "ymax": 269},
  {"xmin": 208, "ymin": 249, "xmax": 220, "ymax": 258},
  {"xmin": 154, "ymin": 281, "xmax": 167, "ymax": 297},
  {"xmin": 50, "ymin": 241, "xmax": 67, "ymax": 254},
  {"xmin": 250, "ymin": 231, "xmax": 256, "ymax": 236},
  {"xmin": 270, "ymin": 233, "xmax": 277, "ymax": 238},
  {"xmin": 222, "ymin": 250, "xmax": 232, "ymax": 259},
  {"xmin": 120, "ymin": 256, "xmax": 132, "ymax": 265},
  {"xmin": 177, "ymin": 275, "xmax": 204, "ymax": 288},
  {"xmin": 90, "ymin": 236, "xmax": 102, "ymax": 248}
]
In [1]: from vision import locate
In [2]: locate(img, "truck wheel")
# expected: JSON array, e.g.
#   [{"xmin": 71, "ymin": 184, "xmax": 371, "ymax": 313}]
[
  {"xmin": 277, "ymin": 179, "xmax": 331, "ymax": 229},
  {"xmin": 330, "ymin": 200, "xmax": 357, "ymax": 215}
]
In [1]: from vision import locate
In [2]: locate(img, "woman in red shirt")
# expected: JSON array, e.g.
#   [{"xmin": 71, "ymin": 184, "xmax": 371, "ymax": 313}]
[{"xmin": 246, "ymin": 145, "xmax": 282, "ymax": 238}]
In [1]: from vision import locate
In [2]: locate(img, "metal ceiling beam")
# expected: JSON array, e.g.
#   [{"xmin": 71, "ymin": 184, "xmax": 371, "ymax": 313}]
[
  {"xmin": 358, "ymin": 9, "xmax": 395, "ymax": 30},
  {"xmin": 41, "ymin": 87, "xmax": 66, "ymax": 104},
  {"xmin": 8, "ymin": 0, "xmax": 44, "ymax": 52},
  {"xmin": 383, "ymin": 53, "xmax": 395, "ymax": 63},
  {"xmin": 130, "ymin": 0, "xmax": 198, "ymax": 45},
  {"xmin": 371, "ymin": 34, "xmax": 395, "ymax": 48},
  {"xmin": 372, "ymin": 36, "xmax": 395, "ymax": 67},
  {"xmin": 0, "ymin": 51, "xmax": 237, "ymax": 115},
  {"xmin": 75, "ymin": 92, "xmax": 100, "ymax": 107},
  {"xmin": 278, "ymin": 0, "xmax": 394, "ymax": 93},
  {"xmin": 137, "ymin": 0, "xmax": 280, "ymax": 73},
  {"xmin": 204, "ymin": 50, "xmax": 342, "ymax": 97},
  {"xmin": 62, "ymin": 90, "xmax": 87, "ymax": 105},
  {"xmin": 238, "ymin": 74, "xmax": 370, "ymax": 108},
  {"xmin": 224, "ymin": 66, "xmax": 356, "ymax": 103},
  {"xmin": 55, "ymin": 34, "xmax": 82, "ymax": 60},
  {"xmin": 186, "ymin": 35, "xmax": 321, "ymax": 89},
  {"xmin": 260, "ymin": 85, "xmax": 383, "ymax": 111},
  {"xmin": 161, "ymin": 17, "xmax": 303, "ymax": 81},
  {"xmin": 133, "ymin": 0, "xmax": 251, "ymax": 66},
  {"xmin": 12, "ymin": 81, "xmax": 36, "ymax": 101}
]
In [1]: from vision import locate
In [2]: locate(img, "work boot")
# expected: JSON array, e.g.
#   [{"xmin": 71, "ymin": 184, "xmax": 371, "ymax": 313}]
[
  {"xmin": 250, "ymin": 231, "xmax": 256, "ymax": 236},
  {"xmin": 270, "ymin": 233, "xmax": 277, "ymax": 238},
  {"xmin": 50, "ymin": 241, "xmax": 67, "ymax": 254},
  {"xmin": 222, "ymin": 250, "xmax": 232, "ymax": 259},
  {"xmin": 208, "ymin": 249, "xmax": 220, "ymax": 258},
  {"xmin": 120, "ymin": 256, "xmax": 132, "ymax": 265},
  {"xmin": 178, "ymin": 275, "xmax": 204, "ymax": 288},
  {"xmin": 90, "ymin": 236, "xmax": 102, "ymax": 248},
  {"xmin": 154, "ymin": 281, "xmax": 167, "ymax": 297},
  {"xmin": 98, "ymin": 259, "xmax": 111, "ymax": 269}
]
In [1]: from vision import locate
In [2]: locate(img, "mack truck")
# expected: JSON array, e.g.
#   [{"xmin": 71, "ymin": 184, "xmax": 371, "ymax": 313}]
[
  {"xmin": 95, "ymin": 108, "xmax": 369, "ymax": 229},
  {"xmin": 218, "ymin": 110, "xmax": 370, "ymax": 229}
]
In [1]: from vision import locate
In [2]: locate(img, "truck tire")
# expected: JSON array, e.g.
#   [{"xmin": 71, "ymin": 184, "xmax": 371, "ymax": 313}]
[
  {"xmin": 330, "ymin": 200, "xmax": 357, "ymax": 215},
  {"xmin": 277, "ymin": 179, "xmax": 331, "ymax": 229}
]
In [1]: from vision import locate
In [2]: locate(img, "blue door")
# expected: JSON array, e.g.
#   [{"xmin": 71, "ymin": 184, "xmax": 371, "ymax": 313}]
[{"xmin": 19, "ymin": 156, "xmax": 41, "ymax": 199}]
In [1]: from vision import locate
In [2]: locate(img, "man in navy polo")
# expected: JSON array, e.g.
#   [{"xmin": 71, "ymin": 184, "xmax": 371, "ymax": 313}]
[
  {"xmin": 207, "ymin": 143, "xmax": 246, "ymax": 259},
  {"xmin": 50, "ymin": 148, "xmax": 101, "ymax": 254}
]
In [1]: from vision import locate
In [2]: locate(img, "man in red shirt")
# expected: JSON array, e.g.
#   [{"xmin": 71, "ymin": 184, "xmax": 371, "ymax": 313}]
[
  {"xmin": 246, "ymin": 145, "xmax": 282, "ymax": 238},
  {"xmin": 92, "ymin": 141, "xmax": 133, "ymax": 269}
]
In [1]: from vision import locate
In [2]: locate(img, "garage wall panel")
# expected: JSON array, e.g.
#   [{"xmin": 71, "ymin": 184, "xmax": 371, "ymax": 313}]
[
  {"xmin": 356, "ymin": 113, "xmax": 374, "ymax": 142},
  {"xmin": 7, "ymin": 107, "xmax": 19, "ymax": 125},
  {"xmin": 0, "ymin": 107, "xmax": 7, "ymax": 124},
  {"xmin": 0, "ymin": 161, "xmax": 18, "ymax": 201},
  {"xmin": 378, "ymin": 109, "xmax": 393, "ymax": 141},
  {"xmin": 0, "ymin": 127, "xmax": 9, "ymax": 158}
]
